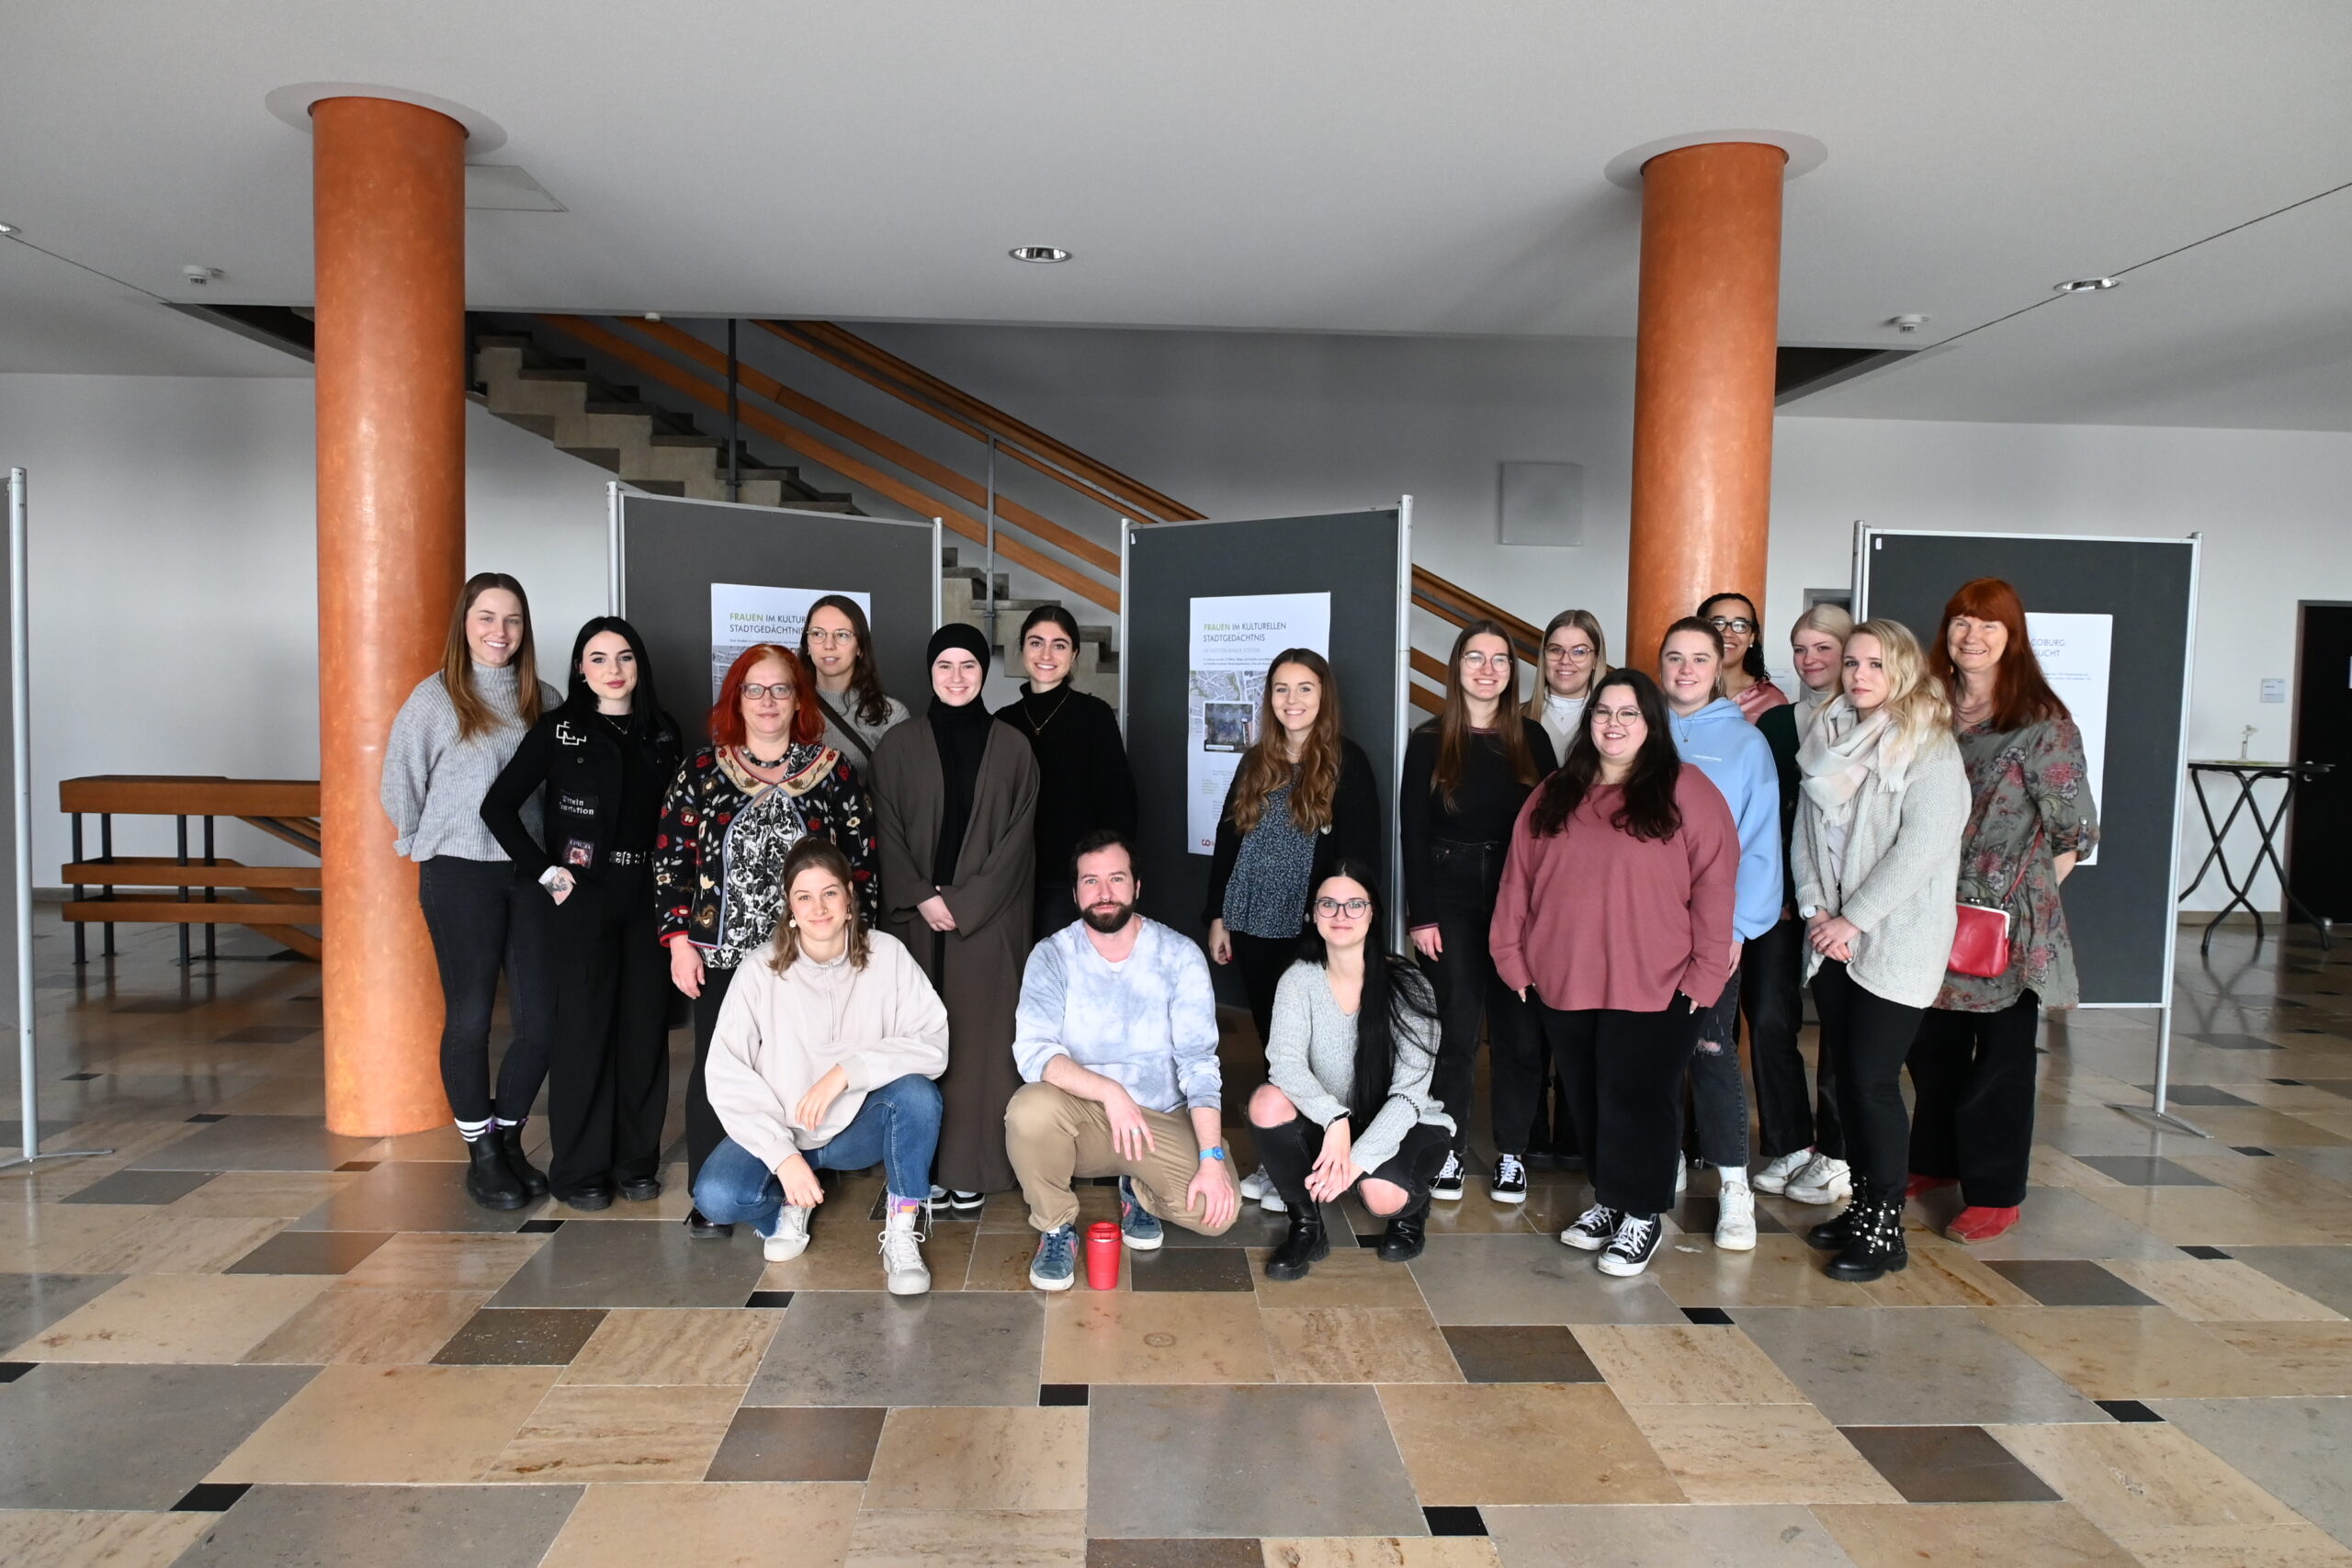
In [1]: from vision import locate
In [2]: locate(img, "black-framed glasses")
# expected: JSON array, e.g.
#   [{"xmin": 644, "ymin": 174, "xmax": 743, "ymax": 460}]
[
  {"xmin": 742, "ymin": 682, "xmax": 796, "ymax": 701},
  {"xmin": 1313, "ymin": 897, "xmax": 1372, "ymax": 918},
  {"xmin": 1708, "ymin": 616, "xmax": 1757, "ymax": 636}
]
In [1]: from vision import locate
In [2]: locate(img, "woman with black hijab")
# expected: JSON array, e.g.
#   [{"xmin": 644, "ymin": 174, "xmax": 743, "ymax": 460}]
[
  {"xmin": 1000, "ymin": 604, "xmax": 1137, "ymax": 940},
  {"xmin": 871, "ymin": 623, "xmax": 1041, "ymax": 1208},
  {"xmin": 481, "ymin": 616, "xmax": 683, "ymax": 1209}
]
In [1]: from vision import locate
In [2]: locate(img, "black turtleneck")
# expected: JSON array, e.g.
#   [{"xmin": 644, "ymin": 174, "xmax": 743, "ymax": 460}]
[{"xmin": 998, "ymin": 682, "xmax": 1138, "ymax": 888}]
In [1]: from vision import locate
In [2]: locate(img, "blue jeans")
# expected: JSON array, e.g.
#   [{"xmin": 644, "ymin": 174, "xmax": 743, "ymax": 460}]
[{"xmin": 692, "ymin": 1074, "xmax": 944, "ymax": 1235}]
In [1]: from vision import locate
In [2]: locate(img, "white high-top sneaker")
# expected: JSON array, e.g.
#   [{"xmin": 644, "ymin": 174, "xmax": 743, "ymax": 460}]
[
  {"xmin": 763, "ymin": 1204, "xmax": 812, "ymax": 1263},
  {"xmin": 1714, "ymin": 1171, "xmax": 1758, "ymax": 1252},
  {"xmin": 878, "ymin": 1202, "xmax": 930, "ymax": 1296}
]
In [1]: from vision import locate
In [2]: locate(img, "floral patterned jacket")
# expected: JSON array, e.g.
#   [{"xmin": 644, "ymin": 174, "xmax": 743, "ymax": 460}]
[
  {"xmin": 1936, "ymin": 715, "xmax": 2099, "ymax": 1012},
  {"xmin": 653, "ymin": 743, "xmax": 877, "ymax": 971}
]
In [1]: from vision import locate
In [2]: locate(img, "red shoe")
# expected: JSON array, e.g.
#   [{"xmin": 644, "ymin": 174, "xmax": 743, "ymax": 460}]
[
  {"xmin": 1947, "ymin": 1205, "xmax": 2020, "ymax": 1243},
  {"xmin": 1905, "ymin": 1173, "xmax": 1958, "ymax": 1201}
]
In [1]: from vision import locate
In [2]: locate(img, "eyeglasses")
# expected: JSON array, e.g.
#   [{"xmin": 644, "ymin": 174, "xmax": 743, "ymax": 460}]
[
  {"xmin": 1546, "ymin": 645, "xmax": 1594, "ymax": 661},
  {"xmin": 1459, "ymin": 651, "xmax": 1510, "ymax": 670},
  {"xmin": 741, "ymin": 683, "xmax": 795, "ymax": 701},
  {"xmin": 1313, "ymin": 897, "xmax": 1372, "ymax": 918},
  {"xmin": 1708, "ymin": 617, "xmax": 1757, "ymax": 636}
]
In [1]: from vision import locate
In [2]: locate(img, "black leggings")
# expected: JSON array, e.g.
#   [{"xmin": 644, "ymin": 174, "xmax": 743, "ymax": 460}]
[
  {"xmin": 1227, "ymin": 929, "xmax": 1305, "ymax": 1047},
  {"xmin": 417, "ymin": 855, "xmax": 552, "ymax": 1126},
  {"xmin": 1745, "ymin": 916, "xmax": 1841, "ymax": 1160},
  {"xmin": 1254, "ymin": 1114, "xmax": 1451, "ymax": 1216},
  {"xmin": 1537, "ymin": 997, "xmax": 1701, "ymax": 1218},
  {"xmin": 685, "ymin": 963, "xmax": 741, "ymax": 1189},
  {"xmin": 1809, "ymin": 960, "xmax": 1924, "ymax": 1199},
  {"xmin": 1908, "ymin": 992, "xmax": 2041, "ymax": 1208},
  {"xmin": 1422, "ymin": 841, "xmax": 1545, "ymax": 1157},
  {"xmin": 544, "ymin": 863, "xmax": 670, "ymax": 1198}
]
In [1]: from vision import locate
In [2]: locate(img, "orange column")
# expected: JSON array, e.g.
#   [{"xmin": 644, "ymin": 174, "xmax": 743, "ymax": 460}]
[
  {"xmin": 312, "ymin": 96, "xmax": 469, "ymax": 1136},
  {"xmin": 1624, "ymin": 141, "xmax": 1787, "ymax": 668}
]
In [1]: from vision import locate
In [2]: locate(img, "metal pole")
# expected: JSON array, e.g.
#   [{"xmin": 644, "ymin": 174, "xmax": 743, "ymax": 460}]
[
  {"xmin": 983, "ymin": 435, "xmax": 999, "ymax": 649},
  {"xmin": 725, "ymin": 319, "xmax": 741, "ymax": 503},
  {"xmin": 3, "ymin": 468, "xmax": 108, "ymax": 1170}
]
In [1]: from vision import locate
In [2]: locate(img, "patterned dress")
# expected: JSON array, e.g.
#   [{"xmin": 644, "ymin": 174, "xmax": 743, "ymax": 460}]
[
  {"xmin": 1935, "ymin": 716, "xmax": 2099, "ymax": 1012},
  {"xmin": 653, "ymin": 743, "xmax": 877, "ymax": 970}
]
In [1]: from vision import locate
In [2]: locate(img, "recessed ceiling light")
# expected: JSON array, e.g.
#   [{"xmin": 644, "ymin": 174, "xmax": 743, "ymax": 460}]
[
  {"xmin": 1010, "ymin": 245, "xmax": 1070, "ymax": 264},
  {"xmin": 2053, "ymin": 276, "xmax": 2119, "ymax": 293},
  {"xmin": 0, "ymin": 221, "xmax": 20, "ymax": 236}
]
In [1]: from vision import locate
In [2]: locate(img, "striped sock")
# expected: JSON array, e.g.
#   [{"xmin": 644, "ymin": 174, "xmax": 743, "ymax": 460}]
[
  {"xmin": 494, "ymin": 1116, "xmax": 523, "ymax": 1129},
  {"xmin": 456, "ymin": 1117, "xmax": 492, "ymax": 1142}
]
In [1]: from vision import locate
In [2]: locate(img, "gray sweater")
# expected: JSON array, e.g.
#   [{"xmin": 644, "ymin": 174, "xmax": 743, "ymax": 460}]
[
  {"xmin": 1265, "ymin": 961, "xmax": 1453, "ymax": 1174},
  {"xmin": 1792, "ymin": 718, "xmax": 1972, "ymax": 1009},
  {"xmin": 381, "ymin": 665, "xmax": 562, "ymax": 863},
  {"xmin": 815, "ymin": 692, "xmax": 909, "ymax": 777}
]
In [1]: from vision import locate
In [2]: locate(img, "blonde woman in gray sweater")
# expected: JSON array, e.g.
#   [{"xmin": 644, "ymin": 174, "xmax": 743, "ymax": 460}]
[
  {"xmin": 1792, "ymin": 619, "xmax": 1969, "ymax": 1283},
  {"xmin": 1249, "ymin": 861, "xmax": 1454, "ymax": 1281},
  {"xmin": 380, "ymin": 573, "xmax": 563, "ymax": 1212}
]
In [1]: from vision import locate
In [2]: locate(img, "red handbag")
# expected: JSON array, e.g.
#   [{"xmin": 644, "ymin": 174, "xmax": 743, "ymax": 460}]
[{"xmin": 1950, "ymin": 825, "xmax": 2041, "ymax": 979}]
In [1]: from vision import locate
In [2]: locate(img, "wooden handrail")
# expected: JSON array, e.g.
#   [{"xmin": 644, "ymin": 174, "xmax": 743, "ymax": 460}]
[
  {"xmin": 1411, "ymin": 567, "xmax": 1544, "ymax": 660},
  {"xmin": 537, "ymin": 317, "xmax": 1118, "ymax": 613},
  {"xmin": 626, "ymin": 320, "xmax": 1121, "ymax": 578},
  {"xmin": 763, "ymin": 321, "xmax": 1206, "ymax": 524}
]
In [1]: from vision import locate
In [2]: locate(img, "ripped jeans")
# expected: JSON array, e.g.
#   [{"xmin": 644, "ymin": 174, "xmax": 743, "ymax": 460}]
[{"xmin": 1683, "ymin": 968, "xmax": 1750, "ymax": 1173}]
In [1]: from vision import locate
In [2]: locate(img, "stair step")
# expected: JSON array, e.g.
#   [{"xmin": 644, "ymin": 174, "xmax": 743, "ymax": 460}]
[{"xmin": 518, "ymin": 366, "xmax": 590, "ymax": 383}]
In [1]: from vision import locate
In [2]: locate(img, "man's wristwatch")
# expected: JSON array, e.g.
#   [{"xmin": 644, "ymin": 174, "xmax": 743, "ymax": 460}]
[{"xmin": 1199, "ymin": 1145, "xmax": 1227, "ymax": 1162}]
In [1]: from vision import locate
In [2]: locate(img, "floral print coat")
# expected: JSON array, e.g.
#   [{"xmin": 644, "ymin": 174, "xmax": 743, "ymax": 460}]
[
  {"xmin": 1936, "ymin": 716, "xmax": 2099, "ymax": 1012},
  {"xmin": 653, "ymin": 743, "xmax": 877, "ymax": 971}
]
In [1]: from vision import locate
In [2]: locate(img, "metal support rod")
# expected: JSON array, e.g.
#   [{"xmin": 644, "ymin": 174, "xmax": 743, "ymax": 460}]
[
  {"xmin": 4, "ymin": 468, "xmax": 109, "ymax": 1171},
  {"xmin": 725, "ymin": 319, "xmax": 741, "ymax": 503},
  {"xmin": 983, "ymin": 434, "xmax": 999, "ymax": 648},
  {"xmin": 99, "ymin": 813, "xmax": 114, "ymax": 956},
  {"xmin": 175, "ymin": 814, "xmax": 189, "ymax": 968},
  {"xmin": 203, "ymin": 815, "xmax": 216, "ymax": 962},
  {"xmin": 70, "ymin": 810, "xmax": 84, "ymax": 965}
]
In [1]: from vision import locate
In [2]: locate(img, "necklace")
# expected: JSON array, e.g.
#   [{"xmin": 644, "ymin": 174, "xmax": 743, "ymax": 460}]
[
  {"xmin": 740, "ymin": 745, "xmax": 791, "ymax": 772},
  {"xmin": 1022, "ymin": 685, "xmax": 1076, "ymax": 734}
]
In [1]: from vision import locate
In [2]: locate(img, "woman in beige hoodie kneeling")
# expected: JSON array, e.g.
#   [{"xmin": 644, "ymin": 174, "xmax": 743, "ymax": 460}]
[{"xmin": 695, "ymin": 838, "xmax": 950, "ymax": 1294}]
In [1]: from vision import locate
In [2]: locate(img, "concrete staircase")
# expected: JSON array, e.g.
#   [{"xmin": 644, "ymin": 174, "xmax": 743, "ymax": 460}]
[{"xmin": 473, "ymin": 321, "xmax": 1119, "ymax": 705}]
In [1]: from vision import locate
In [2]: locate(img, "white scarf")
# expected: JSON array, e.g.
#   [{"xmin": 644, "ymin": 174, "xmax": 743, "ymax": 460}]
[
  {"xmin": 1792, "ymin": 682, "xmax": 1837, "ymax": 742},
  {"xmin": 1797, "ymin": 697, "xmax": 1913, "ymax": 832}
]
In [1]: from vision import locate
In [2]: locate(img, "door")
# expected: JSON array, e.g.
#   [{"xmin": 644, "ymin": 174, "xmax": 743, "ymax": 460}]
[{"xmin": 2289, "ymin": 603, "xmax": 2352, "ymax": 923}]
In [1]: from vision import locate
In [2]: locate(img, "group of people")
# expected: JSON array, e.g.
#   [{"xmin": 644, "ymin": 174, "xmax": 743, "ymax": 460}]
[{"xmin": 381, "ymin": 564, "xmax": 2093, "ymax": 1294}]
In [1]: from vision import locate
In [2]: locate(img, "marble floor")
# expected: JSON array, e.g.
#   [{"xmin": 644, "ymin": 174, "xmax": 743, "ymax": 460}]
[{"xmin": 5, "ymin": 908, "xmax": 2351, "ymax": 1566}]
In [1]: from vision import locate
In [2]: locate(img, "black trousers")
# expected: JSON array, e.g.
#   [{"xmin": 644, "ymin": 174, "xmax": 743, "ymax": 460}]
[
  {"xmin": 1745, "ymin": 918, "xmax": 1842, "ymax": 1160},
  {"xmin": 417, "ymin": 855, "xmax": 552, "ymax": 1127},
  {"xmin": 545, "ymin": 863, "xmax": 670, "ymax": 1198},
  {"xmin": 1228, "ymin": 929, "xmax": 1305, "ymax": 1047},
  {"xmin": 1423, "ymin": 840, "xmax": 1545, "ymax": 1157},
  {"xmin": 1908, "ymin": 991, "xmax": 2041, "ymax": 1208},
  {"xmin": 1538, "ymin": 996, "xmax": 1701, "ymax": 1218},
  {"xmin": 1809, "ymin": 959, "xmax": 1925, "ymax": 1199},
  {"xmin": 685, "ymin": 963, "xmax": 741, "ymax": 1190},
  {"xmin": 1254, "ymin": 1114, "xmax": 1451, "ymax": 1215}
]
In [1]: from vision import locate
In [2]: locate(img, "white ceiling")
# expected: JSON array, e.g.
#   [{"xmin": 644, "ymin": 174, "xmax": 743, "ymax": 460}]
[{"xmin": 5, "ymin": 1, "xmax": 2351, "ymax": 427}]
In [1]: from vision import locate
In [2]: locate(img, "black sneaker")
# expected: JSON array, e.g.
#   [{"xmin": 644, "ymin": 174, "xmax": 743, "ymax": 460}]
[
  {"xmin": 1430, "ymin": 1151, "xmax": 1466, "ymax": 1201},
  {"xmin": 1596, "ymin": 1213, "xmax": 1664, "ymax": 1277},
  {"xmin": 1559, "ymin": 1201, "xmax": 1623, "ymax": 1251},
  {"xmin": 1489, "ymin": 1155, "xmax": 1528, "ymax": 1204},
  {"xmin": 949, "ymin": 1190, "xmax": 985, "ymax": 1213}
]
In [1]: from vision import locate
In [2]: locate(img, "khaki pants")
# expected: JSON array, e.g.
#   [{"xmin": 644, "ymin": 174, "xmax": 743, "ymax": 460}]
[{"xmin": 1003, "ymin": 1081, "xmax": 1238, "ymax": 1236}]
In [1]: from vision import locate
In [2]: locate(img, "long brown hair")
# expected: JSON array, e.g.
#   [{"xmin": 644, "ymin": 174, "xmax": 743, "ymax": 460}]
[
  {"xmin": 766, "ymin": 838, "xmax": 871, "ymax": 974},
  {"xmin": 1527, "ymin": 671, "xmax": 1684, "ymax": 843},
  {"xmin": 1430, "ymin": 619, "xmax": 1541, "ymax": 809},
  {"xmin": 1229, "ymin": 649, "xmax": 1343, "ymax": 836},
  {"xmin": 1540, "ymin": 608, "xmax": 1610, "ymax": 698},
  {"xmin": 1928, "ymin": 577, "xmax": 2067, "ymax": 731},
  {"xmin": 442, "ymin": 573, "xmax": 543, "ymax": 740},
  {"xmin": 800, "ymin": 593, "xmax": 894, "ymax": 728}
]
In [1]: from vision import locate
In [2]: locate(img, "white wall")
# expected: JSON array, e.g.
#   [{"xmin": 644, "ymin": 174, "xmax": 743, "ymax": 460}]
[{"xmin": 0, "ymin": 372, "xmax": 609, "ymax": 886}]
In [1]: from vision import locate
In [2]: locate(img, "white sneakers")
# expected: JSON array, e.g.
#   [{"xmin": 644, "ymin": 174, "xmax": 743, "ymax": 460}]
[
  {"xmin": 1238, "ymin": 1166, "xmax": 1286, "ymax": 1213},
  {"xmin": 879, "ymin": 1204, "xmax": 930, "ymax": 1296},
  {"xmin": 1785, "ymin": 1155, "xmax": 1853, "ymax": 1207},
  {"xmin": 762, "ymin": 1204, "xmax": 812, "ymax": 1263},
  {"xmin": 1752, "ymin": 1148, "xmax": 1814, "ymax": 1195},
  {"xmin": 1714, "ymin": 1175, "xmax": 1757, "ymax": 1252}
]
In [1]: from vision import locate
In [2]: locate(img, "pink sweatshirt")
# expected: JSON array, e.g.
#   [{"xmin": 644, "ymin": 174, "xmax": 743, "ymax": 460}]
[{"xmin": 1489, "ymin": 769, "xmax": 1738, "ymax": 1013}]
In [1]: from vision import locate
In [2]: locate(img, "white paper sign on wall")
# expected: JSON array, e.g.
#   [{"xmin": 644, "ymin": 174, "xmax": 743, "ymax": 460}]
[{"xmin": 2026, "ymin": 611, "xmax": 2111, "ymax": 868}]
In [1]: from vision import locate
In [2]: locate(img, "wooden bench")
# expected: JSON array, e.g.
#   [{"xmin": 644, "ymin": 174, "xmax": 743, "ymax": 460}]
[{"xmin": 61, "ymin": 775, "xmax": 322, "ymax": 963}]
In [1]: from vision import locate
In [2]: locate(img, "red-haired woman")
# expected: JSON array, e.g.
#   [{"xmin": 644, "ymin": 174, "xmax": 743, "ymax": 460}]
[
  {"xmin": 653, "ymin": 642, "xmax": 876, "ymax": 1235},
  {"xmin": 384, "ymin": 573, "xmax": 564, "ymax": 1210},
  {"xmin": 1912, "ymin": 579, "xmax": 2098, "ymax": 1244}
]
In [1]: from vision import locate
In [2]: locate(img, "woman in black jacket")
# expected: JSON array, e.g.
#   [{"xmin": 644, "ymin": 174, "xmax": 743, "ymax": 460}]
[
  {"xmin": 998, "ymin": 605, "xmax": 1137, "ymax": 940},
  {"xmin": 482, "ymin": 616, "xmax": 683, "ymax": 1211},
  {"xmin": 1401, "ymin": 619, "xmax": 1555, "ymax": 1204},
  {"xmin": 1205, "ymin": 649, "xmax": 1383, "ymax": 1048}
]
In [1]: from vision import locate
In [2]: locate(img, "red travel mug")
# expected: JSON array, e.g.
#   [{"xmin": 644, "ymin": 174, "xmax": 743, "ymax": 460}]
[{"xmin": 1083, "ymin": 1221, "xmax": 1123, "ymax": 1290}]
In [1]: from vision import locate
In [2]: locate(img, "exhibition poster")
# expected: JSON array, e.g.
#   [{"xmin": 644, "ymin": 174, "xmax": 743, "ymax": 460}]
[
  {"xmin": 2026, "ymin": 610, "xmax": 2111, "ymax": 866},
  {"xmin": 710, "ymin": 582, "xmax": 869, "ymax": 699},
  {"xmin": 1186, "ymin": 592, "xmax": 1331, "ymax": 853}
]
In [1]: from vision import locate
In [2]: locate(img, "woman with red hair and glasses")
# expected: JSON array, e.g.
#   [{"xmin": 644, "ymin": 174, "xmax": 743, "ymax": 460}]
[
  {"xmin": 1912, "ymin": 579, "xmax": 2098, "ymax": 1244},
  {"xmin": 653, "ymin": 643, "xmax": 876, "ymax": 1237}
]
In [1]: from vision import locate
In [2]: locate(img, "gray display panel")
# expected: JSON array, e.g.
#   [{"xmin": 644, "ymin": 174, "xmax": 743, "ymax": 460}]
[
  {"xmin": 1123, "ymin": 509, "xmax": 1409, "ymax": 959},
  {"xmin": 1858, "ymin": 529, "xmax": 2198, "ymax": 1009},
  {"xmin": 615, "ymin": 492, "xmax": 939, "ymax": 746}
]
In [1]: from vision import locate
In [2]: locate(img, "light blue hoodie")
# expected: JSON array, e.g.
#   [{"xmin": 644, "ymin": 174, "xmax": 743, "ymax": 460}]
[{"xmin": 1668, "ymin": 698, "xmax": 1783, "ymax": 943}]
